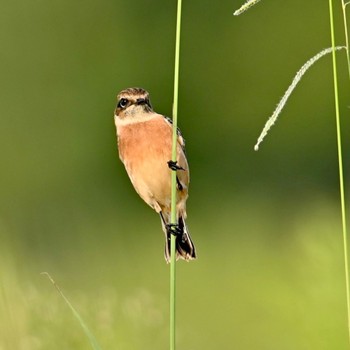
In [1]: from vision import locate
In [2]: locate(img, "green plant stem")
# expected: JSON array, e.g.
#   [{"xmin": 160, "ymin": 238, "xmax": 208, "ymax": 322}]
[
  {"xmin": 329, "ymin": 0, "xmax": 350, "ymax": 343},
  {"xmin": 170, "ymin": 1, "xmax": 183, "ymax": 350}
]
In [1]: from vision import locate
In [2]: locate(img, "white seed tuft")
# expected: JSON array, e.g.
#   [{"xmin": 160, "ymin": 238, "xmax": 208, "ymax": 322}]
[
  {"xmin": 254, "ymin": 46, "xmax": 346, "ymax": 151},
  {"xmin": 234, "ymin": 0, "xmax": 262, "ymax": 16}
]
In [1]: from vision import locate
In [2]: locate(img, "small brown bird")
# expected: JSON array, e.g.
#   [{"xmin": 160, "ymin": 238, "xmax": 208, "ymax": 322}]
[{"xmin": 114, "ymin": 87, "xmax": 196, "ymax": 262}]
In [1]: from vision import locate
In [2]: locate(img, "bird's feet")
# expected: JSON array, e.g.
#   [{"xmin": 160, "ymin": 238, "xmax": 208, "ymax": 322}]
[
  {"xmin": 166, "ymin": 223, "xmax": 182, "ymax": 237},
  {"xmin": 166, "ymin": 223, "xmax": 188, "ymax": 243},
  {"xmin": 167, "ymin": 160, "xmax": 184, "ymax": 171}
]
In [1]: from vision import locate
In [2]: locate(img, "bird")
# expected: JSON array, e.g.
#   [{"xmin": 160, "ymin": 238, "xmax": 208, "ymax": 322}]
[{"xmin": 113, "ymin": 87, "xmax": 196, "ymax": 262}]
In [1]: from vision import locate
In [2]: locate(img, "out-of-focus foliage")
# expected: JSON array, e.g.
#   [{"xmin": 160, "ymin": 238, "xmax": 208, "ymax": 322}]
[{"xmin": 1, "ymin": 0, "xmax": 349, "ymax": 349}]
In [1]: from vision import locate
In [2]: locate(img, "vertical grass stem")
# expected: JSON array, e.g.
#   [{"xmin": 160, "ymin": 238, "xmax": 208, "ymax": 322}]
[
  {"xmin": 329, "ymin": 0, "xmax": 350, "ymax": 343},
  {"xmin": 170, "ymin": 1, "xmax": 183, "ymax": 350}
]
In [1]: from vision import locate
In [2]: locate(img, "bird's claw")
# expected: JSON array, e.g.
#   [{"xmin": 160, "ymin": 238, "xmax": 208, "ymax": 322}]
[
  {"xmin": 166, "ymin": 223, "xmax": 182, "ymax": 237},
  {"xmin": 167, "ymin": 160, "xmax": 184, "ymax": 171},
  {"xmin": 166, "ymin": 224, "xmax": 187, "ymax": 243}
]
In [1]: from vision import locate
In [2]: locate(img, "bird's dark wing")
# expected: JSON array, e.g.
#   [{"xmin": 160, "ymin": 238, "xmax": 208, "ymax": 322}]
[{"xmin": 164, "ymin": 116, "xmax": 186, "ymax": 154}]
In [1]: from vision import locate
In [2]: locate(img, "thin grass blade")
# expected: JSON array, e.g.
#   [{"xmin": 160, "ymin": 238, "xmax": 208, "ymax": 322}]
[
  {"xmin": 41, "ymin": 272, "xmax": 102, "ymax": 350},
  {"xmin": 328, "ymin": 0, "xmax": 350, "ymax": 344}
]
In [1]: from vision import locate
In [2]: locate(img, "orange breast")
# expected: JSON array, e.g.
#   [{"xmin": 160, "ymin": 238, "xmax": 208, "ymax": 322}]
[{"xmin": 117, "ymin": 117, "xmax": 189, "ymax": 209}]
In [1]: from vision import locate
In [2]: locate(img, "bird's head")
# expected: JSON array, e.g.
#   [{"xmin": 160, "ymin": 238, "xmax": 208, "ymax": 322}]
[{"xmin": 115, "ymin": 87, "xmax": 153, "ymax": 119}]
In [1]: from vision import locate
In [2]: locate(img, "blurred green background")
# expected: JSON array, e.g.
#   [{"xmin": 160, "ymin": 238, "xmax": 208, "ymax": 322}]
[{"xmin": 1, "ymin": 0, "xmax": 350, "ymax": 349}]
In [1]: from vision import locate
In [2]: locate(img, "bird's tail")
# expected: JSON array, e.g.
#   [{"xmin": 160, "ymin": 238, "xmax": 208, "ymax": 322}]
[{"xmin": 160, "ymin": 213, "xmax": 196, "ymax": 263}]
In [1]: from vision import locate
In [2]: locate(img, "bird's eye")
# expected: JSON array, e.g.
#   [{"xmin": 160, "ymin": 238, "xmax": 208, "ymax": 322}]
[{"xmin": 118, "ymin": 98, "xmax": 128, "ymax": 109}]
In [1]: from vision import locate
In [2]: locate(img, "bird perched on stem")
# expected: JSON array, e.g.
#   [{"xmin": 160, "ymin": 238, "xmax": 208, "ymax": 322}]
[{"xmin": 114, "ymin": 87, "xmax": 196, "ymax": 262}]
